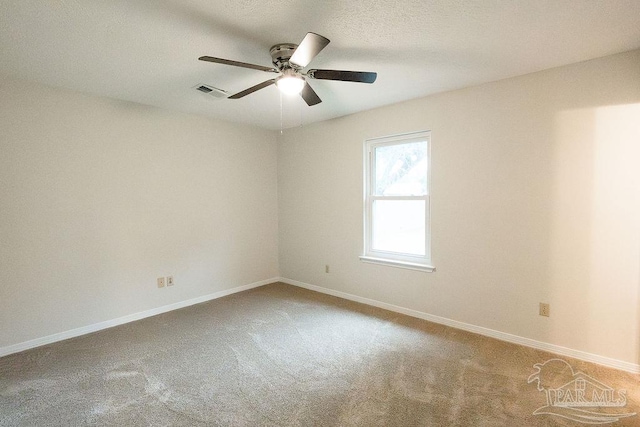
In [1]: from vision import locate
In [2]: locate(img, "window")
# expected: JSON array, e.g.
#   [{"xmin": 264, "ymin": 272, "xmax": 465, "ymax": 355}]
[{"xmin": 360, "ymin": 131, "xmax": 434, "ymax": 272}]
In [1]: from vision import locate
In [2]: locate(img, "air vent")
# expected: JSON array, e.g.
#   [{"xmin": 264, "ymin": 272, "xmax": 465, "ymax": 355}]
[
  {"xmin": 196, "ymin": 85, "xmax": 213, "ymax": 93},
  {"xmin": 192, "ymin": 84, "xmax": 228, "ymax": 98}
]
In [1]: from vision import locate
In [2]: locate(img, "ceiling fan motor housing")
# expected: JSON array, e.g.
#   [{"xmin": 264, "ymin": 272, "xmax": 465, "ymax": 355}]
[{"xmin": 270, "ymin": 43, "xmax": 299, "ymax": 71}]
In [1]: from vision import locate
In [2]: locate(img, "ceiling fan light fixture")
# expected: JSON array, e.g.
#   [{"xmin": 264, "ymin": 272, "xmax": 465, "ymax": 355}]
[{"xmin": 276, "ymin": 72, "xmax": 305, "ymax": 95}]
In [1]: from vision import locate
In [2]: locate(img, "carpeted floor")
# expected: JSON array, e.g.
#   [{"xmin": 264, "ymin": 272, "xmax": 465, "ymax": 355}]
[{"xmin": 1, "ymin": 282, "xmax": 638, "ymax": 426}]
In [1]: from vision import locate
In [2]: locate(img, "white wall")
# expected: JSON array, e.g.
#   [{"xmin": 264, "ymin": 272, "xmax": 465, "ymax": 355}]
[
  {"xmin": 278, "ymin": 50, "xmax": 640, "ymax": 366},
  {"xmin": 0, "ymin": 75, "xmax": 279, "ymax": 348}
]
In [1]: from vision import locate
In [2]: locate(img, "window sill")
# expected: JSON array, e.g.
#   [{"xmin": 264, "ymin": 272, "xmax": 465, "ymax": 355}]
[{"xmin": 359, "ymin": 256, "xmax": 435, "ymax": 272}]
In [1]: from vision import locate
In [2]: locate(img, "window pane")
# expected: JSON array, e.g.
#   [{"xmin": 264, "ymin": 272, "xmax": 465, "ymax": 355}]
[
  {"xmin": 375, "ymin": 141, "xmax": 427, "ymax": 196},
  {"xmin": 372, "ymin": 200, "xmax": 425, "ymax": 255}
]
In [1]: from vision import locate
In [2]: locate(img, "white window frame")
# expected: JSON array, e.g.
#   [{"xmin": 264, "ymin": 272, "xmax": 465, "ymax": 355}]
[{"xmin": 360, "ymin": 131, "xmax": 434, "ymax": 272}]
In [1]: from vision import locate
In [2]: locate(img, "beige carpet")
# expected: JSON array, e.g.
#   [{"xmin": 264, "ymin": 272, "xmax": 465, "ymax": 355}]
[{"xmin": 1, "ymin": 282, "xmax": 638, "ymax": 426}]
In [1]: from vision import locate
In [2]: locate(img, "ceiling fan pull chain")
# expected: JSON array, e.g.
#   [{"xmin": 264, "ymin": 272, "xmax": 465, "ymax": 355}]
[{"xmin": 280, "ymin": 91, "xmax": 284, "ymax": 134}]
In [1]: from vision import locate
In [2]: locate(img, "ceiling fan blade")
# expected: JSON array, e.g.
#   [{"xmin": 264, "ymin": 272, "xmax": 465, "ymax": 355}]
[
  {"xmin": 301, "ymin": 82, "xmax": 322, "ymax": 106},
  {"xmin": 307, "ymin": 69, "xmax": 377, "ymax": 83},
  {"xmin": 228, "ymin": 79, "xmax": 277, "ymax": 99},
  {"xmin": 199, "ymin": 56, "xmax": 278, "ymax": 73},
  {"xmin": 289, "ymin": 33, "xmax": 330, "ymax": 68}
]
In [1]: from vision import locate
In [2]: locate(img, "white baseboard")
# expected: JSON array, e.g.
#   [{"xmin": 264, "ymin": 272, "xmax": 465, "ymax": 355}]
[
  {"xmin": 5, "ymin": 276, "xmax": 638, "ymax": 374},
  {"xmin": 0, "ymin": 277, "xmax": 278, "ymax": 358},
  {"xmin": 280, "ymin": 277, "xmax": 640, "ymax": 374}
]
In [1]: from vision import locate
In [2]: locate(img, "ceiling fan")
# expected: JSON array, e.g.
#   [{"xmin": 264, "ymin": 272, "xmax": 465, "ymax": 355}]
[{"xmin": 199, "ymin": 32, "xmax": 377, "ymax": 106}]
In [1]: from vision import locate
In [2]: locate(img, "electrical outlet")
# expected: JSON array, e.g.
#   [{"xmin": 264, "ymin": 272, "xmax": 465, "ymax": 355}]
[
  {"xmin": 325, "ymin": 265, "xmax": 330, "ymax": 273},
  {"xmin": 167, "ymin": 276, "xmax": 174, "ymax": 286},
  {"xmin": 539, "ymin": 303, "xmax": 550, "ymax": 317},
  {"xmin": 157, "ymin": 277, "xmax": 166, "ymax": 288}
]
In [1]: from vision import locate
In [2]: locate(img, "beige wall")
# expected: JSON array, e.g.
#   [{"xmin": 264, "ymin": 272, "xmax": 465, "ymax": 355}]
[
  {"xmin": 2, "ymin": 50, "xmax": 638, "ymax": 367},
  {"xmin": 278, "ymin": 50, "xmax": 640, "ymax": 365},
  {"xmin": 0, "ymin": 75, "xmax": 279, "ymax": 348}
]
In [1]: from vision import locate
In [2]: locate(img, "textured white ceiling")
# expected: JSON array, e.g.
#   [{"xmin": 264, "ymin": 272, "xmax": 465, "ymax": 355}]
[{"xmin": 1, "ymin": 0, "xmax": 639, "ymax": 130}]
